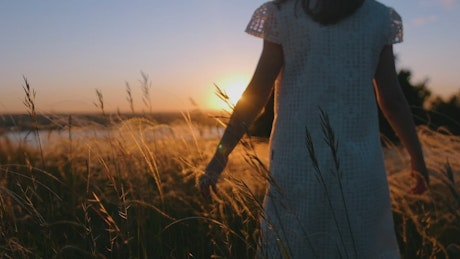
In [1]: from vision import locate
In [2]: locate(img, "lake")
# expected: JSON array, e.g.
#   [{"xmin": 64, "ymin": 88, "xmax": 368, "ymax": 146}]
[{"xmin": 2, "ymin": 124, "xmax": 225, "ymax": 148}]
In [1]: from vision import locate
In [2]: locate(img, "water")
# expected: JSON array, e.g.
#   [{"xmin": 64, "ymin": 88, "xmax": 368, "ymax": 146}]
[
  {"xmin": 3, "ymin": 129, "xmax": 109, "ymax": 147},
  {"xmin": 2, "ymin": 125, "xmax": 224, "ymax": 148}
]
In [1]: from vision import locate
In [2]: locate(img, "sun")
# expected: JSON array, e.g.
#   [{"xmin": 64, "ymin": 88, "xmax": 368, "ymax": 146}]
[{"xmin": 208, "ymin": 74, "xmax": 249, "ymax": 111}]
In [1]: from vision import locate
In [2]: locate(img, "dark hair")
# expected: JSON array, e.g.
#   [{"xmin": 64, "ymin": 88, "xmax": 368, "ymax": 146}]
[{"xmin": 275, "ymin": 0, "xmax": 365, "ymax": 25}]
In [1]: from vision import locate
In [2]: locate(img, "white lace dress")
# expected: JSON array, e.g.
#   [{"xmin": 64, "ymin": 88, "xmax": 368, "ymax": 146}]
[{"xmin": 245, "ymin": 0, "xmax": 403, "ymax": 258}]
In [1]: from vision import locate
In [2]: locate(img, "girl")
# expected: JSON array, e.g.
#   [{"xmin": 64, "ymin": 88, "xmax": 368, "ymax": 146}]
[{"xmin": 200, "ymin": 0, "xmax": 429, "ymax": 257}]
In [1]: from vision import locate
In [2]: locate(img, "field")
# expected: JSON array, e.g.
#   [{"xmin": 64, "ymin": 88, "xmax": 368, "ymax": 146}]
[{"xmin": 0, "ymin": 111, "xmax": 459, "ymax": 258}]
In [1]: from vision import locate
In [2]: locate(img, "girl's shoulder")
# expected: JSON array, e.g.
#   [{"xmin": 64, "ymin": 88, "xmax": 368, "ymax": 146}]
[
  {"xmin": 370, "ymin": 0, "xmax": 402, "ymax": 26},
  {"xmin": 368, "ymin": 0, "xmax": 400, "ymax": 16},
  {"xmin": 363, "ymin": 0, "xmax": 403, "ymax": 43}
]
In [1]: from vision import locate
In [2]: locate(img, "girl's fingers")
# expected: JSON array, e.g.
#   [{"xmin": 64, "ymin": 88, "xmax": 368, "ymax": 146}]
[
  {"xmin": 411, "ymin": 183, "xmax": 426, "ymax": 194},
  {"xmin": 410, "ymin": 170, "xmax": 429, "ymax": 195},
  {"xmin": 211, "ymin": 183, "xmax": 218, "ymax": 195},
  {"xmin": 199, "ymin": 175, "xmax": 218, "ymax": 201},
  {"xmin": 410, "ymin": 178, "xmax": 428, "ymax": 195}
]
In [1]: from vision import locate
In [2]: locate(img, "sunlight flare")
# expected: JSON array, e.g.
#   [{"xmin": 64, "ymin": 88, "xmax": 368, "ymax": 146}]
[{"xmin": 208, "ymin": 74, "xmax": 250, "ymax": 111}]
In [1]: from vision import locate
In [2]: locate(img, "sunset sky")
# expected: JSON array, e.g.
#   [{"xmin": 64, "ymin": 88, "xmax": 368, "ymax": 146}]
[{"xmin": 1, "ymin": 0, "xmax": 459, "ymax": 114}]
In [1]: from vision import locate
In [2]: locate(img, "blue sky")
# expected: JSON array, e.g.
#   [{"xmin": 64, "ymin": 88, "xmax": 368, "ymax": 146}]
[{"xmin": 1, "ymin": 0, "xmax": 459, "ymax": 113}]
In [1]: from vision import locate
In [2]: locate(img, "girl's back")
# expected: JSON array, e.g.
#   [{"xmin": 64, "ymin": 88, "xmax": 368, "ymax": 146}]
[{"xmin": 246, "ymin": 1, "xmax": 403, "ymax": 257}]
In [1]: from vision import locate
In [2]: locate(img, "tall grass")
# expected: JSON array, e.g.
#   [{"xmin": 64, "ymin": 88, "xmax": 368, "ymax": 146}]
[
  {"xmin": 304, "ymin": 109, "xmax": 358, "ymax": 258},
  {"xmin": 21, "ymin": 77, "xmax": 44, "ymax": 167},
  {"xmin": 387, "ymin": 126, "xmax": 460, "ymax": 258},
  {"xmin": 0, "ymin": 82, "xmax": 459, "ymax": 258}
]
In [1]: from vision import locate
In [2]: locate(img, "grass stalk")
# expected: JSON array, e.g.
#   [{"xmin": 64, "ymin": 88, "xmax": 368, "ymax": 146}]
[
  {"xmin": 305, "ymin": 127, "xmax": 349, "ymax": 258},
  {"xmin": 93, "ymin": 89, "xmax": 106, "ymax": 118},
  {"xmin": 22, "ymin": 76, "xmax": 45, "ymax": 168},
  {"xmin": 319, "ymin": 108, "xmax": 358, "ymax": 258},
  {"xmin": 126, "ymin": 81, "xmax": 135, "ymax": 114},
  {"xmin": 140, "ymin": 71, "xmax": 152, "ymax": 114}
]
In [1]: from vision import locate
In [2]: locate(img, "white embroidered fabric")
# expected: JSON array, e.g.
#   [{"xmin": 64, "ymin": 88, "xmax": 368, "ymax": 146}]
[{"xmin": 245, "ymin": 1, "xmax": 403, "ymax": 258}]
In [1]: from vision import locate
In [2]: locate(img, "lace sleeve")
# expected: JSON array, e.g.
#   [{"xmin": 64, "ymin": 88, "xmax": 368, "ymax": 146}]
[
  {"xmin": 245, "ymin": 2, "xmax": 281, "ymax": 44},
  {"xmin": 388, "ymin": 7, "xmax": 403, "ymax": 44}
]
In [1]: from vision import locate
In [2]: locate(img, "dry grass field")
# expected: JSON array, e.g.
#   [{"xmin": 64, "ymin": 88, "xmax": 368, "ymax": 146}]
[{"xmin": 0, "ymin": 113, "xmax": 459, "ymax": 258}]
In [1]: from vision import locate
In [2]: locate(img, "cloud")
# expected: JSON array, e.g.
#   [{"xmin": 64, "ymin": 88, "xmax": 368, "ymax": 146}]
[
  {"xmin": 436, "ymin": 0, "xmax": 457, "ymax": 8},
  {"xmin": 419, "ymin": 0, "xmax": 456, "ymax": 8},
  {"xmin": 439, "ymin": 0, "xmax": 455, "ymax": 8},
  {"xmin": 411, "ymin": 15, "xmax": 438, "ymax": 26}
]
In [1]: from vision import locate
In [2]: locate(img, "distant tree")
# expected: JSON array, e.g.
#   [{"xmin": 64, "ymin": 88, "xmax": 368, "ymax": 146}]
[
  {"xmin": 430, "ymin": 91, "xmax": 460, "ymax": 120},
  {"xmin": 427, "ymin": 91, "xmax": 460, "ymax": 134},
  {"xmin": 398, "ymin": 70, "xmax": 431, "ymax": 108}
]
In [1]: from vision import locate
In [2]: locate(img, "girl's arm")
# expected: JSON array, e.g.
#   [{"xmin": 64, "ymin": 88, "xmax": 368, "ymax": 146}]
[
  {"xmin": 374, "ymin": 45, "xmax": 429, "ymax": 194},
  {"xmin": 200, "ymin": 40, "xmax": 284, "ymax": 198}
]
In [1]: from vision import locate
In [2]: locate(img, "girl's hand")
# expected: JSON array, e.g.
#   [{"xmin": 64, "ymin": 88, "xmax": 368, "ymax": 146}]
[
  {"xmin": 410, "ymin": 170, "xmax": 429, "ymax": 195},
  {"xmin": 199, "ymin": 152, "xmax": 228, "ymax": 200},
  {"xmin": 199, "ymin": 173, "xmax": 218, "ymax": 201}
]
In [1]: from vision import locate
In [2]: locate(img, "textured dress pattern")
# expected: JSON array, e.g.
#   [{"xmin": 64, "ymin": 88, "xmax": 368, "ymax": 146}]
[{"xmin": 245, "ymin": 1, "xmax": 403, "ymax": 258}]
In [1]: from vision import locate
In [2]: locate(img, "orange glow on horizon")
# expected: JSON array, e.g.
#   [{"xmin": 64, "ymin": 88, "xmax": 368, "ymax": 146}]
[{"xmin": 207, "ymin": 74, "xmax": 250, "ymax": 111}]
